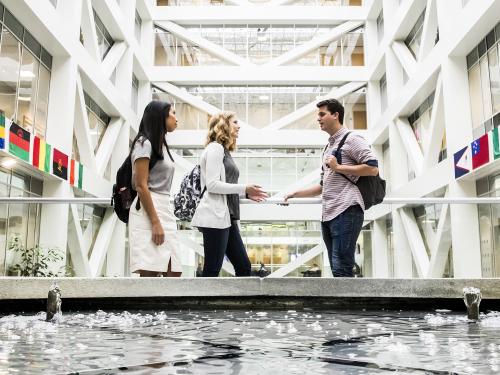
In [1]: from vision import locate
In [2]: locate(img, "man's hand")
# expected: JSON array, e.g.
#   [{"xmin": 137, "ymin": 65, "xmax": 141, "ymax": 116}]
[
  {"xmin": 280, "ymin": 192, "xmax": 295, "ymax": 206},
  {"xmin": 325, "ymin": 155, "xmax": 339, "ymax": 171}
]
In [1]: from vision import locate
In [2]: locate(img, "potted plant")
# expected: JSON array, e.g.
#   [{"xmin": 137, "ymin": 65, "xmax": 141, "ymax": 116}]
[{"xmin": 7, "ymin": 235, "xmax": 65, "ymax": 277}]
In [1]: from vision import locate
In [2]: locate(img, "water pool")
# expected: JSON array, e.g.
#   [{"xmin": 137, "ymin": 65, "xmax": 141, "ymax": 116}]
[{"xmin": 1, "ymin": 309, "xmax": 500, "ymax": 374}]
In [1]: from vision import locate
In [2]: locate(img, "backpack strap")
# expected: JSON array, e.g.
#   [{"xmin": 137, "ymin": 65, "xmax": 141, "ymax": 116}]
[
  {"xmin": 334, "ymin": 132, "xmax": 356, "ymax": 185},
  {"xmin": 135, "ymin": 153, "xmax": 160, "ymax": 211}
]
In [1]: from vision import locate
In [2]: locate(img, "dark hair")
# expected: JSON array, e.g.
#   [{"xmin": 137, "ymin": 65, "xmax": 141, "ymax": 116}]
[
  {"xmin": 131, "ymin": 100, "xmax": 174, "ymax": 162},
  {"xmin": 316, "ymin": 98, "xmax": 344, "ymax": 124}
]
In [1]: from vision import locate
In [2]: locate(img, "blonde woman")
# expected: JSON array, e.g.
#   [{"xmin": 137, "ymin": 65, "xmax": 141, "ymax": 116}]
[{"xmin": 191, "ymin": 112, "xmax": 268, "ymax": 277}]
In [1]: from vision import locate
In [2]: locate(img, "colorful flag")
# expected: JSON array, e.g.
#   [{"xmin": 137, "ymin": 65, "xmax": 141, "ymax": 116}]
[
  {"xmin": 52, "ymin": 148, "xmax": 68, "ymax": 180},
  {"xmin": 32, "ymin": 136, "xmax": 51, "ymax": 173},
  {"xmin": 0, "ymin": 112, "xmax": 5, "ymax": 150},
  {"xmin": 491, "ymin": 127, "xmax": 500, "ymax": 160},
  {"xmin": 9, "ymin": 122, "xmax": 30, "ymax": 162},
  {"xmin": 454, "ymin": 145, "xmax": 471, "ymax": 179},
  {"xmin": 471, "ymin": 134, "xmax": 490, "ymax": 169},
  {"xmin": 69, "ymin": 160, "xmax": 84, "ymax": 189}
]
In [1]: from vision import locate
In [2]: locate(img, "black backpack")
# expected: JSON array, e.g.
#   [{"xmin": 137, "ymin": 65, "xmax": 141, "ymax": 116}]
[
  {"xmin": 111, "ymin": 153, "xmax": 157, "ymax": 223},
  {"xmin": 333, "ymin": 132, "xmax": 386, "ymax": 210}
]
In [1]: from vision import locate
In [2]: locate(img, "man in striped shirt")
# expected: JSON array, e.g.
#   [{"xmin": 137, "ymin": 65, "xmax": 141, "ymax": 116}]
[{"xmin": 284, "ymin": 99, "xmax": 379, "ymax": 277}]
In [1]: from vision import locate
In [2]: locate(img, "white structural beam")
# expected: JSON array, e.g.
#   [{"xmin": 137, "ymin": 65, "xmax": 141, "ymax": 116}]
[
  {"xmin": 391, "ymin": 41, "xmax": 417, "ymax": 76},
  {"xmin": 394, "ymin": 117, "xmax": 423, "ymax": 176},
  {"xmin": 427, "ymin": 203, "xmax": 451, "ymax": 278},
  {"xmin": 267, "ymin": 243, "xmax": 325, "ymax": 278},
  {"xmin": 153, "ymin": 81, "xmax": 256, "ymax": 130},
  {"xmin": 150, "ymin": 66, "xmax": 367, "ymax": 85},
  {"xmin": 101, "ymin": 42, "xmax": 127, "ymax": 79},
  {"xmin": 399, "ymin": 208, "xmax": 430, "ymax": 278},
  {"xmin": 418, "ymin": 0, "xmax": 438, "ymax": 62},
  {"xmin": 89, "ymin": 209, "xmax": 118, "ymax": 277},
  {"xmin": 266, "ymin": 21, "xmax": 364, "ymax": 67},
  {"xmin": 67, "ymin": 203, "xmax": 92, "ymax": 277},
  {"xmin": 96, "ymin": 118, "xmax": 124, "ymax": 176},
  {"xmin": 422, "ymin": 74, "xmax": 444, "ymax": 170},
  {"xmin": 74, "ymin": 75, "xmax": 99, "ymax": 171},
  {"xmin": 153, "ymin": 6, "xmax": 367, "ymax": 24},
  {"xmin": 156, "ymin": 21, "xmax": 252, "ymax": 67},
  {"xmin": 265, "ymin": 82, "xmax": 366, "ymax": 131},
  {"xmin": 80, "ymin": 0, "xmax": 100, "ymax": 61}
]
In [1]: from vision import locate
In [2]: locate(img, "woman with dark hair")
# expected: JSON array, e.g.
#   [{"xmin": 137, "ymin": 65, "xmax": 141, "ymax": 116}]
[{"xmin": 128, "ymin": 100, "xmax": 182, "ymax": 277}]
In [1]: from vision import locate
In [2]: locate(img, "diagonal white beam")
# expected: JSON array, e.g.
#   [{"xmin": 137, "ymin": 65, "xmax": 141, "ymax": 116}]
[
  {"xmin": 75, "ymin": 75, "xmax": 98, "ymax": 171},
  {"xmin": 272, "ymin": 168, "xmax": 321, "ymax": 199},
  {"xmin": 422, "ymin": 74, "xmax": 444, "ymax": 170},
  {"xmin": 391, "ymin": 41, "xmax": 417, "ymax": 76},
  {"xmin": 427, "ymin": 203, "xmax": 451, "ymax": 278},
  {"xmin": 155, "ymin": 21, "xmax": 253, "ymax": 67},
  {"xmin": 178, "ymin": 234, "xmax": 235, "ymax": 276},
  {"xmin": 418, "ymin": 0, "xmax": 438, "ymax": 62},
  {"xmin": 96, "ymin": 118, "xmax": 124, "ymax": 176},
  {"xmin": 395, "ymin": 117, "xmax": 423, "ymax": 176},
  {"xmin": 266, "ymin": 21, "xmax": 363, "ymax": 67},
  {"xmin": 340, "ymin": 31, "xmax": 361, "ymax": 66},
  {"xmin": 157, "ymin": 32, "xmax": 177, "ymax": 65},
  {"xmin": 67, "ymin": 203, "xmax": 92, "ymax": 276},
  {"xmin": 101, "ymin": 42, "xmax": 127, "ymax": 79},
  {"xmin": 89, "ymin": 208, "xmax": 118, "ymax": 277},
  {"xmin": 80, "ymin": 0, "xmax": 100, "ymax": 61},
  {"xmin": 153, "ymin": 81, "xmax": 256, "ymax": 130},
  {"xmin": 267, "ymin": 243, "xmax": 325, "ymax": 278},
  {"xmin": 180, "ymin": 41, "xmax": 196, "ymax": 66},
  {"xmin": 399, "ymin": 207, "xmax": 430, "ymax": 278},
  {"xmin": 264, "ymin": 81, "xmax": 366, "ymax": 131}
]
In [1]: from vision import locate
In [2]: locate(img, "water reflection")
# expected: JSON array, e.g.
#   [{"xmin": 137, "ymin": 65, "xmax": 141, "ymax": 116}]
[{"xmin": 0, "ymin": 309, "xmax": 499, "ymax": 374}]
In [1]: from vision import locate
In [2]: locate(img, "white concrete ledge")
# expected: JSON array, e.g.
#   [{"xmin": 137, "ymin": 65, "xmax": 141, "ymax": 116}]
[{"xmin": 0, "ymin": 278, "xmax": 499, "ymax": 300}]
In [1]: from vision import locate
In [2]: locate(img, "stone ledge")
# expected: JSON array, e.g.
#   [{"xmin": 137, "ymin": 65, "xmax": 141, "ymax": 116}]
[{"xmin": 0, "ymin": 277, "xmax": 498, "ymax": 300}]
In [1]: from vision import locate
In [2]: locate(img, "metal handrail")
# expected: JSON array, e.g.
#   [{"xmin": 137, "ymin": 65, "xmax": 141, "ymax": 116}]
[{"xmin": 1, "ymin": 197, "xmax": 500, "ymax": 204}]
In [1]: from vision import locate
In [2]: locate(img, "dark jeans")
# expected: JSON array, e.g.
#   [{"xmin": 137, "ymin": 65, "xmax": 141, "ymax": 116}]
[
  {"xmin": 321, "ymin": 205, "xmax": 364, "ymax": 277},
  {"xmin": 199, "ymin": 221, "xmax": 251, "ymax": 277}
]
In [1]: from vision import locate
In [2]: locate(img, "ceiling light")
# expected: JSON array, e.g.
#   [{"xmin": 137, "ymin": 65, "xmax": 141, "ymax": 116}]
[
  {"xmin": 17, "ymin": 96, "xmax": 31, "ymax": 101},
  {"xmin": 258, "ymin": 95, "xmax": 269, "ymax": 101},
  {"xmin": 1, "ymin": 158, "xmax": 17, "ymax": 168}
]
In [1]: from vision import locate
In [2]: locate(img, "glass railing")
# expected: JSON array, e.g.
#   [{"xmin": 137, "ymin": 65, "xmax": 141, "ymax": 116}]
[{"xmin": 0, "ymin": 197, "xmax": 499, "ymax": 278}]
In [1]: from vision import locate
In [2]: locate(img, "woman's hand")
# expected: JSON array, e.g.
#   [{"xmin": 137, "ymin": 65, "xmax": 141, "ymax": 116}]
[
  {"xmin": 245, "ymin": 184, "xmax": 268, "ymax": 202},
  {"xmin": 152, "ymin": 221, "xmax": 165, "ymax": 246}
]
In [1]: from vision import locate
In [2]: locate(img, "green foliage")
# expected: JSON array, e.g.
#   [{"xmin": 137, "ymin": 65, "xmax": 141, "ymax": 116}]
[{"xmin": 8, "ymin": 236, "xmax": 64, "ymax": 277}]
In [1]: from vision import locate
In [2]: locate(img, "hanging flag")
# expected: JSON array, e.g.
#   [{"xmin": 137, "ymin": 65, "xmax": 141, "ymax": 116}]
[
  {"xmin": 69, "ymin": 160, "xmax": 84, "ymax": 189},
  {"xmin": 9, "ymin": 122, "xmax": 30, "ymax": 162},
  {"xmin": 78, "ymin": 163, "xmax": 83, "ymax": 189},
  {"xmin": 32, "ymin": 136, "xmax": 51, "ymax": 173},
  {"xmin": 52, "ymin": 148, "xmax": 68, "ymax": 180},
  {"xmin": 490, "ymin": 127, "xmax": 500, "ymax": 160},
  {"xmin": 454, "ymin": 145, "xmax": 471, "ymax": 179},
  {"xmin": 0, "ymin": 112, "xmax": 5, "ymax": 149},
  {"xmin": 471, "ymin": 134, "xmax": 490, "ymax": 169}
]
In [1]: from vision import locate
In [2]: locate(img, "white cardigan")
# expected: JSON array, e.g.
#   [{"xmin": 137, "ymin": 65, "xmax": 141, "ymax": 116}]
[{"xmin": 191, "ymin": 142, "xmax": 246, "ymax": 229}]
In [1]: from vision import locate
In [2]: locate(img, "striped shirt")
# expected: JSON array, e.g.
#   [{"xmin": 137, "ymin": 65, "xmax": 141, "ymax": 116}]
[{"xmin": 320, "ymin": 127, "xmax": 377, "ymax": 222}]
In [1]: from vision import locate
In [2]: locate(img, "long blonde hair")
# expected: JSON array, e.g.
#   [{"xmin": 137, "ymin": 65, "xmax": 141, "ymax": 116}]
[{"xmin": 205, "ymin": 111, "xmax": 237, "ymax": 151}]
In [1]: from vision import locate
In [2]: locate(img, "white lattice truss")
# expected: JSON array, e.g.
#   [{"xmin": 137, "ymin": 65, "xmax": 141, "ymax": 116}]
[{"xmin": 4, "ymin": 0, "xmax": 499, "ymax": 278}]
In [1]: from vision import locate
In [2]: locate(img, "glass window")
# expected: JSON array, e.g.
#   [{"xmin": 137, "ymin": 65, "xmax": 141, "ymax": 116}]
[
  {"xmin": 132, "ymin": 74, "xmax": 138, "ymax": 113},
  {"xmin": 93, "ymin": 9, "xmax": 114, "ymax": 60},
  {"xmin": 35, "ymin": 65, "xmax": 50, "ymax": 139},
  {"xmin": 271, "ymin": 88, "xmax": 294, "ymax": 123},
  {"xmin": 0, "ymin": 28, "xmax": 21, "ymax": 120},
  {"xmin": 480, "ymin": 55, "xmax": 493, "ymax": 121},
  {"xmin": 248, "ymin": 25, "xmax": 271, "ymax": 64},
  {"xmin": 134, "ymin": 11, "xmax": 141, "ymax": 42},
  {"xmin": 271, "ymin": 26, "xmax": 295, "ymax": 57},
  {"xmin": 16, "ymin": 48, "xmax": 39, "ymax": 133},
  {"xmin": 469, "ymin": 64, "xmax": 483, "ymax": 128},
  {"xmin": 248, "ymin": 87, "xmax": 271, "ymax": 128},
  {"xmin": 223, "ymin": 87, "xmax": 247, "ymax": 122},
  {"xmin": 489, "ymin": 46, "xmax": 500, "ymax": 114}
]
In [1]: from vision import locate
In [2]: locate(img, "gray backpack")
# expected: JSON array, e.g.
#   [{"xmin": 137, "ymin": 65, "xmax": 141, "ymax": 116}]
[{"xmin": 173, "ymin": 165, "xmax": 206, "ymax": 221}]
